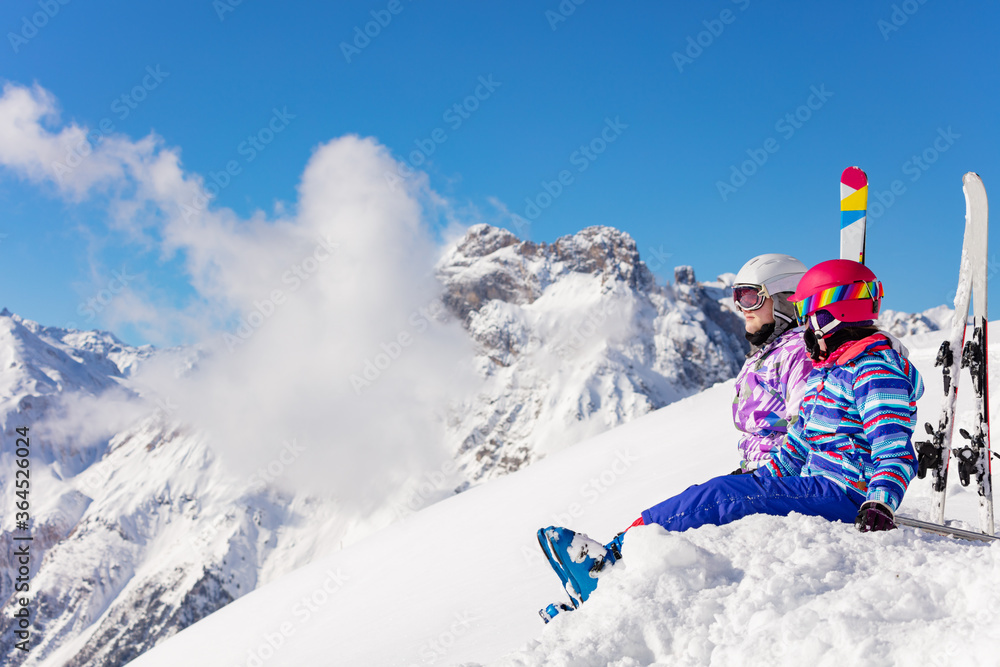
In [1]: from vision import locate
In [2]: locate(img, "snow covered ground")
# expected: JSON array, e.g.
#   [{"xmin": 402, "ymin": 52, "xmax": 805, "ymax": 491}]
[{"xmin": 128, "ymin": 324, "xmax": 1000, "ymax": 667}]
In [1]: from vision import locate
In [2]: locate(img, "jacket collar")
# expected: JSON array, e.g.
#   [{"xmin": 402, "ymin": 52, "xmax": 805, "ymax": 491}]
[{"xmin": 815, "ymin": 333, "xmax": 890, "ymax": 368}]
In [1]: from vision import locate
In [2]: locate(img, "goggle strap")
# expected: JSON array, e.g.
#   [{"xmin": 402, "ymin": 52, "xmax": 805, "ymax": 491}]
[
  {"xmin": 794, "ymin": 280, "xmax": 881, "ymax": 321},
  {"xmin": 808, "ymin": 313, "xmax": 842, "ymax": 339}
]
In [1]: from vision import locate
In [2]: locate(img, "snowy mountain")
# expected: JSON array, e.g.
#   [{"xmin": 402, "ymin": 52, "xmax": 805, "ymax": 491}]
[
  {"xmin": 0, "ymin": 314, "xmax": 347, "ymax": 667},
  {"xmin": 878, "ymin": 305, "xmax": 953, "ymax": 338},
  {"xmin": 0, "ymin": 225, "xmax": 952, "ymax": 667},
  {"xmin": 0, "ymin": 309, "xmax": 152, "ymax": 613},
  {"xmin": 438, "ymin": 224, "xmax": 747, "ymax": 481},
  {"xmin": 127, "ymin": 322, "xmax": 1000, "ymax": 667}
]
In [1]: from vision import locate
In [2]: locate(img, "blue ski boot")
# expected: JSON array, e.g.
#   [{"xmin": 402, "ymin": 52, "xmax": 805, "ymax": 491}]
[
  {"xmin": 536, "ymin": 528, "xmax": 583, "ymax": 621},
  {"xmin": 539, "ymin": 526, "xmax": 620, "ymax": 605},
  {"xmin": 537, "ymin": 528, "xmax": 584, "ymax": 604},
  {"xmin": 538, "ymin": 601, "xmax": 575, "ymax": 624}
]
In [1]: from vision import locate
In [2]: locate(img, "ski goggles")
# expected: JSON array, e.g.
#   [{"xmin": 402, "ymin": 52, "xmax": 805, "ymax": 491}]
[
  {"xmin": 792, "ymin": 280, "xmax": 883, "ymax": 323},
  {"xmin": 732, "ymin": 284, "xmax": 770, "ymax": 311}
]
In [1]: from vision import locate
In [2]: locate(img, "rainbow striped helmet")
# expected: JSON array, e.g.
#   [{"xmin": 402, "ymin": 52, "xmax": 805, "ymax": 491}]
[{"xmin": 790, "ymin": 259, "xmax": 883, "ymax": 324}]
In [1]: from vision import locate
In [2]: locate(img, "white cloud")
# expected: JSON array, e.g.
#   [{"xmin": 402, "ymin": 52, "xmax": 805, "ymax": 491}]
[
  {"xmin": 0, "ymin": 82, "xmax": 477, "ymax": 509},
  {"xmin": 35, "ymin": 386, "xmax": 154, "ymax": 459}
]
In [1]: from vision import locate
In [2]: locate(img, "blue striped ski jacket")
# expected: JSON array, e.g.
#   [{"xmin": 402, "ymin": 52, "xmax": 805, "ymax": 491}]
[{"xmin": 757, "ymin": 333, "xmax": 924, "ymax": 511}]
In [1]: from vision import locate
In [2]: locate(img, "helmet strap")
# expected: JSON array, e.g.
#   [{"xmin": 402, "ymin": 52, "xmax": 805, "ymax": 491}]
[
  {"xmin": 808, "ymin": 312, "xmax": 842, "ymax": 340},
  {"xmin": 803, "ymin": 312, "xmax": 843, "ymax": 361}
]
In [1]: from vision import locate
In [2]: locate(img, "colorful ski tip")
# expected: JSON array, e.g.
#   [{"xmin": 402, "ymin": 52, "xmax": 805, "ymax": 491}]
[
  {"xmin": 840, "ymin": 166, "xmax": 868, "ymax": 225},
  {"xmin": 840, "ymin": 166, "xmax": 868, "ymax": 264}
]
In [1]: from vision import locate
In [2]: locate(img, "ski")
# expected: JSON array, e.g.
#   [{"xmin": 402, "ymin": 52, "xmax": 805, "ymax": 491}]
[
  {"xmin": 958, "ymin": 172, "xmax": 993, "ymax": 535},
  {"xmin": 895, "ymin": 515, "xmax": 999, "ymax": 543},
  {"xmin": 915, "ymin": 227, "xmax": 971, "ymax": 525},
  {"xmin": 840, "ymin": 166, "xmax": 868, "ymax": 264},
  {"xmin": 915, "ymin": 172, "xmax": 994, "ymax": 536}
]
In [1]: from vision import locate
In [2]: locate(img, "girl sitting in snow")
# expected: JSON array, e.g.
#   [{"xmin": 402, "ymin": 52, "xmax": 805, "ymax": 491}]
[
  {"xmin": 729, "ymin": 253, "xmax": 813, "ymax": 472},
  {"xmin": 538, "ymin": 259, "xmax": 924, "ymax": 622}
]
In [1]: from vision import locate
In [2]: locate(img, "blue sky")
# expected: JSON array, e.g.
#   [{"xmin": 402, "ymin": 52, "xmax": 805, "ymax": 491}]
[{"xmin": 1, "ymin": 0, "xmax": 998, "ymax": 345}]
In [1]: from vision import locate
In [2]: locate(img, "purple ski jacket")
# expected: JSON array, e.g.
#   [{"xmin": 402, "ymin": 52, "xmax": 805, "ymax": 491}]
[{"xmin": 732, "ymin": 326, "xmax": 813, "ymax": 468}]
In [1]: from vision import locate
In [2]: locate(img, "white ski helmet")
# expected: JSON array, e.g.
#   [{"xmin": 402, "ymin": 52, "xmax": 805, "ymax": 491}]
[{"xmin": 734, "ymin": 253, "xmax": 807, "ymax": 296}]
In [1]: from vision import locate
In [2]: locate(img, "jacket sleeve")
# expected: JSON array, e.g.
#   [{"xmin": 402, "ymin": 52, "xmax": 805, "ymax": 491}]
[
  {"xmin": 756, "ymin": 421, "xmax": 809, "ymax": 477},
  {"xmin": 854, "ymin": 354, "xmax": 923, "ymax": 511},
  {"xmin": 736, "ymin": 335, "xmax": 813, "ymax": 465},
  {"xmin": 755, "ymin": 340, "xmax": 813, "ymax": 475},
  {"xmin": 778, "ymin": 342, "xmax": 813, "ymax": 429},
  {"xmin": 739, "ymin": 432, "xmax": 785, "ymax": 467}
]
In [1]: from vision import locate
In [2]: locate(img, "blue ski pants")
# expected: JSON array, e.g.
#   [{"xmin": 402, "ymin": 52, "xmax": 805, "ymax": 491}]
[{"xmin": 640, "ymin": 474, "xmax": 864, "ymax": 533}]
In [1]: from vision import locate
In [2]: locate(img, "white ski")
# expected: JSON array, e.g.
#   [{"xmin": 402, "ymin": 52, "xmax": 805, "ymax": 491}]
[
  {"xmin": 895, "ymin": 515, "xmax": 998, "ymax": 543},
  {"xmin": 957, "ymin": 172, "xmax": 993, "ymax": 535},
  {"xmin": 915, "ymin": 172, "xmax": 994, "ymax": 535}
]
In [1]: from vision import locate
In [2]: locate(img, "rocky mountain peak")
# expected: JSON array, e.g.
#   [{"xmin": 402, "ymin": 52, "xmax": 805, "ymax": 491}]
[
  {"xmin": 673, "ymin": 265, "xmax": 698, "ymax": 286},
  {"xmin": 551, "ymin": 225, "xmax": 655, "ymax": 291},
  {"xmin": 438, "ymin": 224, "xmax": 656, "ymax": 321},
  {"xmin": 453, "ymin": 223, "xmax": 522, "ymax": 258}
]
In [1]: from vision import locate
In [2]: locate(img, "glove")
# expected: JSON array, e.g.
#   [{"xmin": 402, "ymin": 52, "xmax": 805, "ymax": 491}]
[{"xmin": 855, "ymin": 501, "xmax": 896, "ymax": 532}]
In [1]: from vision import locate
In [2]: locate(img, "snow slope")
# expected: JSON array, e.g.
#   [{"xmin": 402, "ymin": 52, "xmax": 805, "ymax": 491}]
[{"xmin": 130, "ymin": 323, "xmax": 1000, "ymax": 667}]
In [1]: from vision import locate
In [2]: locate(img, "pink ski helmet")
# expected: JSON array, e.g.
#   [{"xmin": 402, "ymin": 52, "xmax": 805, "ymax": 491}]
[{"xmin": 790, "ymin": 259, "xmax": 883, "ymax": 325}]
